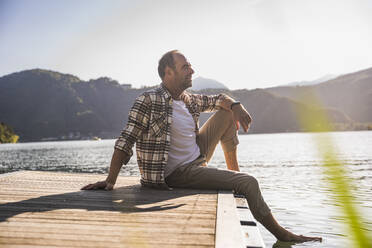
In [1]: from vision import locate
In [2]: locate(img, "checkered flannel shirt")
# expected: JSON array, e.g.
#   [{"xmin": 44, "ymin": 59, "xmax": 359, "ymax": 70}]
[{"xmin": 114, "ymin": 83, "xmax": 225, "ymax": 188}]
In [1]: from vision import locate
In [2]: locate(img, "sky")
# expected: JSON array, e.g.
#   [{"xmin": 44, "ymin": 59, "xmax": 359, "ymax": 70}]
[{"xmin": 1, "ymin": 0, "xmax": 372, "ymax": 90}]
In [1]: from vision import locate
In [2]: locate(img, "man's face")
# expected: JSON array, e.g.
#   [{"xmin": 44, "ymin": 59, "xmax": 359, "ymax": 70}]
[{"xmin": 171, "ymin": 53, "xmax": 194, "ymax": 90}]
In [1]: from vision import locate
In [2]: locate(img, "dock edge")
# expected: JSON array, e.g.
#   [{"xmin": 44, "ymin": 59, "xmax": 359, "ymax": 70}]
[{"xmin": 215, "ymin": 190, "xmax": 266, "ymax": 248}]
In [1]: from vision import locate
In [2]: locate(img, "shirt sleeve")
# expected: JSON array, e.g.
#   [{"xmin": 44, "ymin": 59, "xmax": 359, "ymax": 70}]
[
  {"xmin": 190, "ymin": 93, "xmax": 225, "ymax": 113},
  {"xmin": 114, "ymin": 93, "xmax": 150, "ymax": 157}
]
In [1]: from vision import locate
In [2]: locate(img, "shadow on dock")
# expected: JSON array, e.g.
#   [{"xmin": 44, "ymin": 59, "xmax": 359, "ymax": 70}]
[{"xmin": 0, "ymin": 184, "xmax": 212, "ymax": 222}]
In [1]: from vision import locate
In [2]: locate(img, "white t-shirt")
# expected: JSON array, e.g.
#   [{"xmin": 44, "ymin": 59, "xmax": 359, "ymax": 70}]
[{"xmin": 164, "ymin": 100, "xmax": 201, "ymax": 178}]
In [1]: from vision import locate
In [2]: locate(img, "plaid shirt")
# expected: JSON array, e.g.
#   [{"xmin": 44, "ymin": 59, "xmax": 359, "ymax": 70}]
[{"xmin": 115, "ymin": 83, "xmax": 225, "ymax": 188}]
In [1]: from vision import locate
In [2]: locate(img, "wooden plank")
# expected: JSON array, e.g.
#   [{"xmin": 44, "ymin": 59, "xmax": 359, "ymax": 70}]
[
  {"xmin": 0, "ymin": 237, "xmax": 214, "ymax": 248},
  {"xmin": 215, "ymin": 191, "xmax": 266, "ymax": 248},
  {"xmin": 215, "ymin": 191, "xmax": 245, "ymax": 248},
  {"xmin": 0, "ymin": 171, "xmax": 24, "ymax": 178},
  {"xmin": 0, "ymin": 224, "xmax": 214, "ymax": 235},
  {"xmin": 0, "ymin": 171, "xmax": 217, "ymax": 247},
  {"xmin": 235, "ymin": 195, "xmax": 266, "ymax": 248}
]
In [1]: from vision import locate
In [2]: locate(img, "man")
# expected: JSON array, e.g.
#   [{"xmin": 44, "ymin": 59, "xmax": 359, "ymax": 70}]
[{"xmin": 82, "ymin": 50, "xmax": 322, "ymax": 243}]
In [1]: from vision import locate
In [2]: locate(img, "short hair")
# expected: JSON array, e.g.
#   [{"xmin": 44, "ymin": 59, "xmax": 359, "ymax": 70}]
[{"xmin": 158, "ymin": 50, "xmax": 179, "ymax": 80}]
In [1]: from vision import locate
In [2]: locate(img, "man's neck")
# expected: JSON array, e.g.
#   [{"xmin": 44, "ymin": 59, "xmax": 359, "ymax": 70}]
[{"xmin": 162, "ymin": 82, "xmax": 185, "ymax": 100}]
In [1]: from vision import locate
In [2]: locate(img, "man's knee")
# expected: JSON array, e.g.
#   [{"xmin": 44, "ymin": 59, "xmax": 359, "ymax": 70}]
[
  {"xmin": 231, "ymin": 173, "xmax": 270, "ymax": 222},
  {"xmin": 233, "ymin": 174, "xmax": 259, "ymax": 194},
  {"xmin": 214, "ymin": 109, "xmax": 234, "ymax": 125}
]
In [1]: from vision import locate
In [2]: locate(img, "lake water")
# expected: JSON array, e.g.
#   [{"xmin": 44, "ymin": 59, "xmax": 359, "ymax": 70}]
[{"xmin": 1, "ymin": 131, "xmax": 371, "ymax": 247}]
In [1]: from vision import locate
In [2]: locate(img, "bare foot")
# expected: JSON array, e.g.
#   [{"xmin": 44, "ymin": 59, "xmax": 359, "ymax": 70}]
[
  {"xmin": 261, "ymin": 213, "xmax": 322, "ymax": 243},
  {"xmin": 280, "ymin": 231, "xmax": 322, "ymax": 243}
]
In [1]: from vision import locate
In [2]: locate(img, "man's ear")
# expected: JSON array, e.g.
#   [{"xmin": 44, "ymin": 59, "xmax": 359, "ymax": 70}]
[{"xmin": 165, "ymin": 66, "xmax": 174, "ymax": 78}]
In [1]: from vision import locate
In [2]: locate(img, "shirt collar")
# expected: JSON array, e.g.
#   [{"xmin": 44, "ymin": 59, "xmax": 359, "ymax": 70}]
[
  {"xmin": 160, "ymin": 83, "xmax": 172, "ymax": 101},
  {"xmin": 160, "ymin": 83, "xmax": 191, "ymax": 105}
]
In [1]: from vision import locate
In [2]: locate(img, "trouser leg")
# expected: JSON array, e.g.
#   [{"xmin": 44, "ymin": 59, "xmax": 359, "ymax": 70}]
[
  {"xmin": 197, "ymin": 109, "xmax": 239, "ymax": 163},
  {"xmin": 165, "ymin": 162, "xmax": 271, "ymax": 223}
]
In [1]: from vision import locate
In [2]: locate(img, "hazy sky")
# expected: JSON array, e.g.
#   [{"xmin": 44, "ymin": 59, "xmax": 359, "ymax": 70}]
[{"xmin": 1, "ymin": 0, "xmax": 371, "ymax": 89}]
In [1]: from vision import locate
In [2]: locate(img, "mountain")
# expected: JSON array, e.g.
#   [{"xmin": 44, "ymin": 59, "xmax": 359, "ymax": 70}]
[
  {"xmin": 196, "ymin": 88, "xmax": 351, "ymax": 134},
  {"xmin": 286, "ymin": 74, "xmax": 339, "ymax": 86},
  {"xmin": 0, "ymin": 68, "xmax": 370, "ymax": 142},
  {"xmin": 190, "ymin": 77, "xmax": 228, "ymax": 91},
  {"xmin": 0, "ymin": 69, "xmax": 149, "ymax": 141},
  {"xmin": 266, "ymin": 67, "xmax": 372, "ymax": 123}
]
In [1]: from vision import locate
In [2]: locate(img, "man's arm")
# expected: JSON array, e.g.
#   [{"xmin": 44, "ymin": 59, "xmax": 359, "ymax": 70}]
[
  {"xmin": 81, "ymin": 149, "xmax": 130, "ymax": 190},
  {"xmin": 105, "ymin": 149, "xmax": 130, "ymax": 186},
  {"xmin": 191, "ymin": 92, "xmax": 252, "ymax": 132},
  {"xmin": 81, "ymin": 93, "xmax": 150, "ymax": 191},
  {"xmin": 217, "ymin": 94, "xmax": 252, "ymax": 132}
]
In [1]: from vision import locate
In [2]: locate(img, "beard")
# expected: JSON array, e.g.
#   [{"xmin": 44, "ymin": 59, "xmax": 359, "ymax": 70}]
[
  {"xmin": 184, "ymin": 78, "xmax": 192, "ymax": 89},
  {"xmin": 174, "ymin": 72, "xmax": 192, "ymax": 90}
]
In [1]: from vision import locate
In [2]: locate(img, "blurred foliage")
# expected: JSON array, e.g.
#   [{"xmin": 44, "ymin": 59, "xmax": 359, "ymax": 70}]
[
  {"xmin": 294, "ymin": 90, "xmax": 372, "ymax": 247},
  {"xmin": 0, "ymin": 122, "xmax": 19, "ymax": 143}
]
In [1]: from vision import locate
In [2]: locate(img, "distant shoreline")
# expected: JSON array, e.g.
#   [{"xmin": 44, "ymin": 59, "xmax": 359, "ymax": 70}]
[{"xmin": 3, "ymin": 129, "xmax": 370, "ymax": 144}]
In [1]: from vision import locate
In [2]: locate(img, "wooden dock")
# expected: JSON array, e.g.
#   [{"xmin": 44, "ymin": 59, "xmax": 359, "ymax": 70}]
[{"xmin": 0, "ymin": 171, "xmax": 265, "ymax": 248}]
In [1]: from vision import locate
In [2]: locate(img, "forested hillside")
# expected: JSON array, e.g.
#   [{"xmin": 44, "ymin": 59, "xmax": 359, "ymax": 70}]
[{"xmin": 0, "ymin": 68, "xmax": 370, "ymax": 142}]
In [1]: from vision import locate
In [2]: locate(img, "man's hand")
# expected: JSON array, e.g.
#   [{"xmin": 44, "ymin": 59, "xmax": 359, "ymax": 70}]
[
  {"xmin": 81, "ymin": 149, "xmax": 130, "ymax": 191},
  {"xmin": 232, "ymin": 104, "xmax": 252, "ymax": 132},
  {"xmin": 81, "ymin": 180, "xmax": 114, "ymax": 191}
]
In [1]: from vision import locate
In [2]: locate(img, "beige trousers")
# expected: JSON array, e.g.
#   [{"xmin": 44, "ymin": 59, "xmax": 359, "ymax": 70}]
[{"xmin": 165, "ymin": 110, "xmax": 271, "ymax": 222}]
